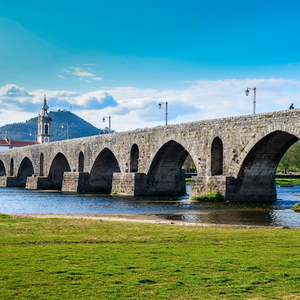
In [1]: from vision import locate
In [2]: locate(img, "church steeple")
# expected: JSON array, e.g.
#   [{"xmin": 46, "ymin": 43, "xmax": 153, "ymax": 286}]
[
  {"xmin": 41, "ymin": 94, "xmax": 50, "ymax": 116},
  {"xmin": 37, "ymin": 94, "xmax": 52, "ymax": 143}
]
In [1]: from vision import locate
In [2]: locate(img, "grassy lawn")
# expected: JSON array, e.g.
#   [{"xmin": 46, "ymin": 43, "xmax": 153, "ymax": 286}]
[
  {"xmin": 1, "ymin": 214, "xmax": 300, "ymax": 299},
  {"xmin": 276, "ymin": 178, "xmax": 300, "ymax": 186}
]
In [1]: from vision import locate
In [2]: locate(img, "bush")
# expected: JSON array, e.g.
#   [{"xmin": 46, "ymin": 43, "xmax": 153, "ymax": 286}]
[
  {"xmin": 191, "ymin": 190, "xmax": 224, "ymax": 202},
  {"xmin": 292, "ymin": 203, "xmax": 300, "ymax": 212}
]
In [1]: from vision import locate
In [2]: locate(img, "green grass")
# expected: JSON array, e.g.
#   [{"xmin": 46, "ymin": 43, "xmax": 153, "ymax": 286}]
[
  {"xmin": 1, "ymin": 215, "xmax": 300, "ymax": 299},
  {"xmin": 276, "ymin": 178, "xmax": 300, "ymax": 185},
  {"xmin": 292, "ymin": 203, "xmax": 300, "ymax": 212},
  {"xmin": 185, "ymin": 178, "xmax": 191, "ymax": 185},
  {"xmin": 191, "ymin": 190, "xmax": 224, "ymax": 202}
]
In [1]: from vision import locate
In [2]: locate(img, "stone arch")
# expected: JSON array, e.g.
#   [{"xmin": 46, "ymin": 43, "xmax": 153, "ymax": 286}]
[
  {"xmin": 0, "ymin": 160, "xmax": 6, "ymax": 176},
  {"xmin": 130, "ymin": 144, "xmax": 139, "ymax": 172},
  {"xmin": 146, "ymin": 140, "xmax": 189, "ymax": 195},
  {"xmin": 47, "ymin": 152, "xmax": 71, "ymax": 190},
  {"xmin": 234, "ymin": 130, "xmax": 298, "ymax": 201},
  {"xmin": 78, "ymin": 151, "xmax": 84, "ymax": 172},
  {"xmin": 17, "ymin": 157, "xmax": 34, "ymax": 187},
  {"xmin": 211, "ymin": 137, "xmax": 223, "ymax": 175},
  {"xmin": 40, "ymin": 153, "xmax": 44, "ymax": 176},
  {"xmin": 9, "ymin": 158, "xmax": 14, "ymax": 176},
  {"xmin": 90, "ymin": 148, "xmax": 120, "ymax": 193}
]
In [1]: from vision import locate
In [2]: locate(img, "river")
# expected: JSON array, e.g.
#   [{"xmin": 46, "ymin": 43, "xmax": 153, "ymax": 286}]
[{"xmin": 0, "ymin": 185, "xmax": 300, "ymax": 227}]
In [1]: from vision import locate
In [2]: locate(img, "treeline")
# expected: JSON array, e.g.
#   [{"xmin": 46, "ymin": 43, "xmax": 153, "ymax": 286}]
[{"xmin": 277, "ymin": 141, "xmax": 300, "ymax": 173}]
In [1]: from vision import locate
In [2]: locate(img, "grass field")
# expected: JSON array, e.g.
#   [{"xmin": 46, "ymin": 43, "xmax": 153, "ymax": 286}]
[
  {"xmin": 276, "ymin": 178, "xmax": 300, "ymax": 186},
  {"xmin": 1, "ymin": 214, "xmax": 300, "ymax": 299}
]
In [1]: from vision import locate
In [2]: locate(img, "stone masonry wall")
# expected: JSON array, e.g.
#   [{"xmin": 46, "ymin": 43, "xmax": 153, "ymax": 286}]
[{"xmin": 0, "ymin": 109, "xmax": 299, "ymax": 200}]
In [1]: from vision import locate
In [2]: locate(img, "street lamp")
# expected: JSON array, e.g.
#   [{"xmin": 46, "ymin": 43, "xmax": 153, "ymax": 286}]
[
  {"xmin": 30, "ymin": 131, "xmax": 37, "ymax": 144},
  {"xmin": 245, "ymin": 87, "xmax": 256, "ymax": 114},
  {"xmin": 61, "ymin": 123, "xmax": 69, "ymax": 140},
  {"xmin": 158, "ymin": 101, "xmax": 168, "ymax": 126},
  {"xmin": 103, "ymin": 116, "xmax": 111, "ymax": 133}
]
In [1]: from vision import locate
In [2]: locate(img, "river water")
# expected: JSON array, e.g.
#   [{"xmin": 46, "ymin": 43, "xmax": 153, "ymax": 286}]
[{"xmin": 0, "ymin": 185, "xmax": 300, "ymax": 227}]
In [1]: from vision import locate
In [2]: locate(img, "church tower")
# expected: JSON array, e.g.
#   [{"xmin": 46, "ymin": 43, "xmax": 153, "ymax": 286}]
[{"xmin": 37, "ymin": 94, "xmax": 52, "ymax": 144}]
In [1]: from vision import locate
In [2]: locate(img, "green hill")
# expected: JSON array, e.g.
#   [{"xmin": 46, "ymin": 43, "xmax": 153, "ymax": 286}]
[{"xmin": 0, "ymin": 110, "xmax": 113, "ymax": 142}]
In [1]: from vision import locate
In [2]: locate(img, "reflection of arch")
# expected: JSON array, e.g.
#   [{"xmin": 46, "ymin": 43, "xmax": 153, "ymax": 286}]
[
  {"xmin": 78, "ymin": 151, "xmax": 84, "ymax": 172},
  {"xmin": 146, "ymin": 140, "xmax": 189, "ymax": 195},
  {"xmin": 234, "ymin": 131, "xmax": 298, "ymax": 201},
  {"xmin": 17, "ymin": 157, "xmax": 34, "ymax": 187},
  {"xmin": 211, "ymin": 137, "xmax": 223, "ymax": 175},
  {"xmin": 10, "ymin": 158, "xmax": 14, "ymax": 176},
  {"xmin": 90, "ymin": 148, "xmax": 120, "ymax": 192},
  {"xmin": 130, "ymin": 144, "xmax": 139, "ymax": 172},
  {"xmin": 48, "ymin": 152, "xmax": 71, "ymax": 190},
  {"xmin": 0, "ymin": 160, "xmax": 6, "ymax": 176},
  {"xmin": 40, "ymin": 153, "xmax": 44, "ymax": 176}
]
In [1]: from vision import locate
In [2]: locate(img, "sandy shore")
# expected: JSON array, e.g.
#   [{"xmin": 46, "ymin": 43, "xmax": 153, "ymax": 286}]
[{"xmin": 11, "ymin": 213, "xmax": 279, "ymax": 229}]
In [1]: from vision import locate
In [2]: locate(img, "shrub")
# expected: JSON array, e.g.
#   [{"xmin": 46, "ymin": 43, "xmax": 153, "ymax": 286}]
[
  {"xmin": 292, "ymin": 203, "xmax": 300, "ymax": 212},
  {"xmin": 191, "ymin": 190, "xmax": 223, "ymax": 202}
]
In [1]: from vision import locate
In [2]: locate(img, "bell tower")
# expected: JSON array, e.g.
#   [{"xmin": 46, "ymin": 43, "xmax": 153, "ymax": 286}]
[{"xmin": 37, "ymin": 94, "xmax": 52, "ymax": 143}]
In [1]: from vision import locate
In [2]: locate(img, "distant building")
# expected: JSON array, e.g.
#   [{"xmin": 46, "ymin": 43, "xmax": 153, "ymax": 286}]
[{"xmin": 37, "ymin": 95, "xmax": 52, "ymax": 143}]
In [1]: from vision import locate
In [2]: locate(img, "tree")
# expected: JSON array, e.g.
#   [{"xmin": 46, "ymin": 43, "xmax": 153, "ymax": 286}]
[{"xmin": 277, "ymin": 141, "xmax": 300, "ymax": 173}]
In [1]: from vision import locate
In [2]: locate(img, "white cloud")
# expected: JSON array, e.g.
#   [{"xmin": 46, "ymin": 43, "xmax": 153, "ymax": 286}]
[
  {"xmin": 57, "ymin": 75, "xmax": 65, "ymax": 79},
  {"xmin": 72, "ymin": 67, "xmax": 95, "ymax": 78},
  {"xmin": 0, "ymin": 78, "xmax": 300, "ymax": 132},
  {"xmin": 93, "ymin": 77, "xmax": 103, "ymax": 81}
]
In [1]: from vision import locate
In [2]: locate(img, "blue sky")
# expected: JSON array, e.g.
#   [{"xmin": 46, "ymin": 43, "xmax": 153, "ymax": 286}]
[{"xmin": 0, "ymin": 0, "xmax": 300, "ymax": 132}]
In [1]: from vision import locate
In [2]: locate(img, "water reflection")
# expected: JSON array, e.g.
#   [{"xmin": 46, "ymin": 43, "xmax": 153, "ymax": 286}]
[{"xmin": 0, "ymin": 185, "xmax": 299, "ymax": 227}]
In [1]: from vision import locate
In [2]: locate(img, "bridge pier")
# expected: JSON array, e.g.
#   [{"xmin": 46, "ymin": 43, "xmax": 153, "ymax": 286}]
[
  {"xmin": 190, "ymin": 176, "xmax": 235, "ymax": 200},
  {"xmin": 61, "ymin": 172, "xmax": 91, "ymax": 193},
  {"xmin": 26, "ymin": 176, "xmax": 50, "ymax": 190},
  {"xmin": 111, "ymin": 173, "xmax": 147, "ymax": 196},
  {"xmin": 0, "ymin": 176, "xmax": 23, "ymax": 187}
]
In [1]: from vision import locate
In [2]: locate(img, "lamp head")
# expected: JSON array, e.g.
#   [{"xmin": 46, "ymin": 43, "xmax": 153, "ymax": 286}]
[
  {"xmin": 102, "ymin": 117, "xmax": 105, "ymax": 122},
  {"xmin": 61, "ymin": 124, "xmax": 64, "ymax": 129},
  {"xmin": 158, "ymin": 103, "xmax": 162, "ymax": 109},
  {"xmin": 245, "ymin": 88, "xmax": 249, "ymax": 96}
]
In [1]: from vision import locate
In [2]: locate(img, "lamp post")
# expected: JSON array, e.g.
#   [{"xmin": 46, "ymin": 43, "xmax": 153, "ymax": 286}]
[
  {"xmin": 61, "ymin": 123, "xmax": 69, "ymax": 140},
  {"xmin": 103, "ymin": 116, "xmax": 111, "ymax": 133},
  {"xmin": 158, "ymin": 101, "xmax": 168, "ymax": 126},
  {"xmin": 30, "ymin": 131, "xmax": 37, "ymax": 144},
  {"xmin": 245, "ymin": 87, "xmax": 256, "ymax": 114}
]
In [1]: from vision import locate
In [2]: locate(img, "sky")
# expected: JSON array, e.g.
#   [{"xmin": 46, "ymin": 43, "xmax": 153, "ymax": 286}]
[{"xmin": 0, "ymin": 0, "xmax": 300, "ymax": 133}]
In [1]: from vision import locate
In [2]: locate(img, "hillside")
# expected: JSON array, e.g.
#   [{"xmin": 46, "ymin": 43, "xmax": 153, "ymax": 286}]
[{"xmin": 0, "ymin": 110, "xmax": 113, "ymax": 142}]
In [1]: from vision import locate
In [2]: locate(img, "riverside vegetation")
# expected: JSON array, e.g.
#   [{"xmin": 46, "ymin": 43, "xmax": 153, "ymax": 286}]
[{"xmin": 1, "ymin": 213, "xmax": 300, "ymax": 299}]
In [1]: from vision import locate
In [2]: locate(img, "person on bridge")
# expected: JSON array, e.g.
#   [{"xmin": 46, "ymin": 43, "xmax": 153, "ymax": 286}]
[{"xmin": 289, "ymin": 103, "xmax": 294, "ymax": 109}]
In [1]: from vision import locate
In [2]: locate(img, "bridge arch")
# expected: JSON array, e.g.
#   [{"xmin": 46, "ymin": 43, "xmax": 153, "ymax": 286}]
[
  {"xmin": 0, "ymin": 160, "xmax": 6, "ymax": 176},
  {"xmin": 17, "ymin": 157, "xmax": 34, "ymax": 187},
  {"xmin": 40, "ymin": 153, "xmax": 44, "ymax": 176},
  {"xmin": 9, "ymin": 158, "xmax": 14, "ymax": 176},
  {"xmin": 47, "ymin": 152, "xmax": 71, "ymax": 190},
  {"xmin": 78, "ymin": 151, "xmax": 84, "ymax": 172},
  {"xmin": 234, "ymin": 130, "xmax": 299, "ymax": 201},
  {"xmin": 90, "ymin": 148, "xmax": 120, "ymax": 192},
  {"xmin": 146, "ymin": 140, "xmax": 190, "ymax": 195},
  {"xmin": 211, "ymin": 137, "xmax": 223, "ymax": 175},
  {"xmin": 130, "ymin": 144, "xmax": 139, "ymax": 172}
]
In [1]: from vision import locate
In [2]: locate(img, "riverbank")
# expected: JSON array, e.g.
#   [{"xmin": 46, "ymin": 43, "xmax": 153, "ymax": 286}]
[
  {"xmin": 1, "ymin": 213, "xmax": 300, "ymax": 299},
  {"xmin": 11, "ymin": 213, "xmax": 274, "ymax": 229}
]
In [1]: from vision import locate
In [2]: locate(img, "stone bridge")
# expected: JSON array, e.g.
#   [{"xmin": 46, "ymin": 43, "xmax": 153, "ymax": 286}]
[{"xmin": 0, "ymin": 109, "xmax": 299, "ymax": 201}]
